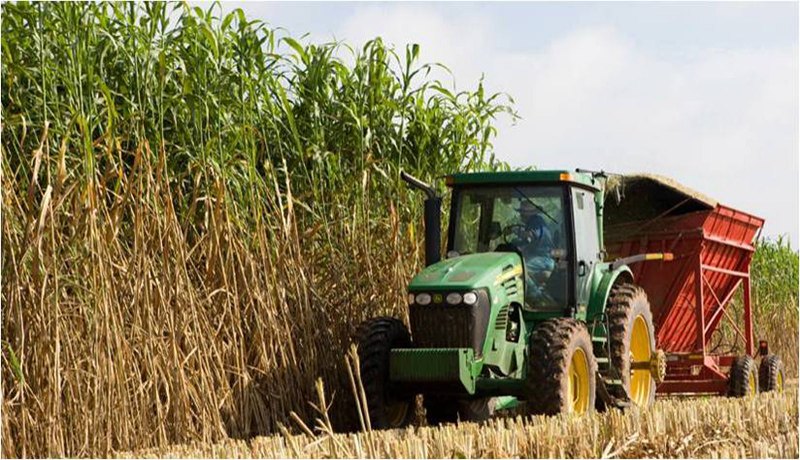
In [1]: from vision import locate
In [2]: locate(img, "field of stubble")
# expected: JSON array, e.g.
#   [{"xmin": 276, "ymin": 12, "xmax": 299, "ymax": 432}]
[{"xmin": 128, "ymin": 389, "xmax": 798, "ymax": 459}]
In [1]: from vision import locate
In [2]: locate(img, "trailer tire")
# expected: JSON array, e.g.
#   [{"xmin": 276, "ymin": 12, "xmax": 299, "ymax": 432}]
[
  {"xmin": 355, "ymin": 317, "xmax": 416, "ymax": 429},
  {"xmin": 758, "ymin": 355, "xmax": 784, "ymax": 393},
  {"xmin": 728, "ymin": 355, "xmax": 758, "ymax": 397},
  {"xmin": 526, "ymin": 318, "xmax": 596, "ymax": 415},
  {"xmin": 601, "ymin": 283, "xmax": 656, "ymax": 410}
]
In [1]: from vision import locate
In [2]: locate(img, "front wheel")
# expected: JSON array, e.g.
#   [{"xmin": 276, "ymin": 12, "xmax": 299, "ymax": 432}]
[
  {"xmin": 526, "ymin": 318, "xmax": 597, "ymax": 415},
  {"xmin": 355, "ymin": 317, "xmax": 416, "ymax": 429}
]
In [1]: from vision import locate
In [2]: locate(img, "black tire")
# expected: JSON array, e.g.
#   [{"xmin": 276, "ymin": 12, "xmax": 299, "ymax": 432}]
[
  {"xmin": 758, "ymin": 354, "xmax": 784, "ymax": 393},
  {"xmin": 459, "ymin": 398, "xmax": 495, "ymax": 423},
  {"xmin": 526, "ymin": 318, "xmax": 597, "ymax": 415},
  {"xmin": 599, "ymin": 283, "xmax": 656, "ymax": 409},
  {"xmin": 423, "ymin": 397, "xmax": 459, "ymax": 425},
  {"xmin": 355, "ymin": 317, "xmax": 416, "ymax": 429},
  {"xmin": 423, "ymin": 397, "xmax": 494, "ymax": 425},
  {"xmin": 728, "ymin": 355, "xmax": 759, "ymax": 397}
]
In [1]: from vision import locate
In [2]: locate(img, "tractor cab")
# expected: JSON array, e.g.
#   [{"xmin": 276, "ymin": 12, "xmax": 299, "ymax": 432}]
[{"xmin": 445, "ymin": 171, "xmax": 605, "ymax": 313}]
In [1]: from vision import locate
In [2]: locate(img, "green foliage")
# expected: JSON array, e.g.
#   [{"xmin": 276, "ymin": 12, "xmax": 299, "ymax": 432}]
[
  {"xmin": 1, "ymin": 1, "xmax": 515, "ymax": 228},
  {"xmin": 3, "ymin": 342, "xmax": 23, "ymax": 385},
  {"xmin": 751, "ymin": 237, "xmax": 799, "ymax": 377},
  {"xmin": 751, "ymin": 236, "xmax": 798, "ymax": 309},
  {"xmin": 714, "ymin": 237, "xmax": 799, "ymax": 377},
  {"xmin": 1, "ymin": 1, "xmax": 516, "ymax": 457}
]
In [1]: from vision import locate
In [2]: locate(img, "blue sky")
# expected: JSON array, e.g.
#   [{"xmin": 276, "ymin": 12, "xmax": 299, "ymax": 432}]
[{"xmin": 203, "ymin": 1, "xmax": 798, "ymax": 244}]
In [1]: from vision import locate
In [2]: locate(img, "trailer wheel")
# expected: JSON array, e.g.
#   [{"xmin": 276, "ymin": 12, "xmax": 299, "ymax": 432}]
[
  {"xmin": 526, "ymin": 318, "xmax": 597, "ymax": 415},
  {"xmin": 728, "ymin": 355, "xmax": 759, "ymax": 397},
  {"xmin": 601, "ymin": 283, "xmax": 656, "ymax": 409},
  {"xmin": 355, "ymin": 317, "xmax": 416, "ymax": 429},
  {"xmin": 758, "ymin": 355, "xmax": 784, "ymax": 393}
]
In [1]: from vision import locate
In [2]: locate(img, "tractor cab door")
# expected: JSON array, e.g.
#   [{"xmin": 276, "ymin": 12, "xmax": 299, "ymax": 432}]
[{"xmin": 571, "ymin": 186, "xmax": 600, "ymax": 311}]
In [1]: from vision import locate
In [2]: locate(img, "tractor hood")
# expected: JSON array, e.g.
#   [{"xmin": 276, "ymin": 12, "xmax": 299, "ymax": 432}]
[{"xmin": 408, "ymin": 252, "xmax": 523, "ymax": 292}]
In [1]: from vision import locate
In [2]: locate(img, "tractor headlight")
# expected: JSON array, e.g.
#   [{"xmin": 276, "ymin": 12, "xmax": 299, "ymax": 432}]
[
  {"xmin": 415, "ymin": 293, "xmax": 432, "ymax": 305},
  {"xmin": 407, "ymin": 293, "xmax": 416, "ymax": 305},
  {"xmin": 446, "ymin": 292, "xmax": 462, "ymax": 305},
  {"xmin": 463, "ymin": 291, "xmax": 478, "ymax": 305}
]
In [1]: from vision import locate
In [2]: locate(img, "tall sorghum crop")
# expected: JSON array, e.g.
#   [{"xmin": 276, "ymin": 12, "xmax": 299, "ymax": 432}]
[{"xmin": 1, "ymin": 2, "xmax": 513, "ymax": 456}]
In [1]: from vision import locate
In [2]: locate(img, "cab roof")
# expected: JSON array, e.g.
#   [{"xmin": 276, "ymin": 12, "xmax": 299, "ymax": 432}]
[{"xmin": 446, "ymin": 170, "xmax": 601, "ymax": 191}]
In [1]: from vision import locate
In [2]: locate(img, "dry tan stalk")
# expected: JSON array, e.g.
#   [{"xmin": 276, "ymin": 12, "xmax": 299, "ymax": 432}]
[
  {"xmin": 123, "ymin": 391, "xmax": 797, "ymax": 459},
  {"xmin": 345, "ymin": 346, "xmax": 367, "ymax": 432}
]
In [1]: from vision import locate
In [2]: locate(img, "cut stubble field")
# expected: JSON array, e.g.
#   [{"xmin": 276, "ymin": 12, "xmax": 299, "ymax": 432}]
[{"xmin": 128, "ymin": 388, "xmax": 798, "ymax": 459}]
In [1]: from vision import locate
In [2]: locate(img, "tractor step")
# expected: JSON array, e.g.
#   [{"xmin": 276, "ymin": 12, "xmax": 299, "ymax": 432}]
[
  {"xmin": 595, "ymin": 357, "xmax": 609, "ymax": 364},
  {"xmin": 595, "ymin": 371, "xmax": 630, "ymax": 410},
  {"xmin": 591, "ymin": 336, "xmax": 607, "ymax": 343},
  {"xmin": 604, "ymin": 378, "xmax": 623, "ymax": 386},
  {"xmin": 612, "ymin": 399, "xmax": 631, "ymax": 409}
]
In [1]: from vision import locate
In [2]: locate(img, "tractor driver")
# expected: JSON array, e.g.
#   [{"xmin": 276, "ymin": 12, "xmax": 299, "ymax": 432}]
[{"xmin": 517, "ymin": 200, "xmax": 556, "ymax": 304}]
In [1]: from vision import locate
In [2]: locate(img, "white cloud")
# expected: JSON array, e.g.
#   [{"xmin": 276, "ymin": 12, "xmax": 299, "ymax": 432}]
[
  {"xmin": 338, "ymin": 4, "xmax": 798, "ymax": 244},
  {"xmin": 339, "ymin": 4, "xmax": 491, "ymax": 85}
]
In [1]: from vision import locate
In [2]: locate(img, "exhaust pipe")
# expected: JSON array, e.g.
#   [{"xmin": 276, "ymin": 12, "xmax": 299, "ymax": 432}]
[{"xmin": 400, "ymin": 171, "xmax": 441, "ymax": 266}]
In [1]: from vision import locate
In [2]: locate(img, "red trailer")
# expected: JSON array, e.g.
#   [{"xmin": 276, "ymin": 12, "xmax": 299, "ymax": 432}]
[{"xmin": 604, "ymin": 174, "xmax": 769, "ymax": 395}]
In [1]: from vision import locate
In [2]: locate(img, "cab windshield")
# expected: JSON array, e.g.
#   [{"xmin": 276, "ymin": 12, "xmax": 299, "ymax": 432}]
[{"xmin": 449, "ymin": 185, "xmax": 570, "ymax": 309}]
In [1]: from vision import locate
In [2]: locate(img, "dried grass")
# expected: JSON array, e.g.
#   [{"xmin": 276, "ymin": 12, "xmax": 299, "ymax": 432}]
[{"xmin": 126, "ymin": 390, "xmax": 799, "ymax": 459}]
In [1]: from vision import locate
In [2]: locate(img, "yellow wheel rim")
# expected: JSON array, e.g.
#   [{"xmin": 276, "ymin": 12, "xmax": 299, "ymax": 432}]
[
  {"xmin": 386, "ymin": 400, "xmax": 409, "ymax": 427},
  {"xmin": 630, "ymin": 315, "xmax": 653, "ymax": 406},
  {"xmin": 778, "ymin": 371, "xmax": 784, "ymax": 392},
  {"xmin": 748, "ymin": 371, "xmax": 757, "ymax": 396},
  {"xmin": 567, "ymin": 348, "xmax": 590, "ymax": 414}
]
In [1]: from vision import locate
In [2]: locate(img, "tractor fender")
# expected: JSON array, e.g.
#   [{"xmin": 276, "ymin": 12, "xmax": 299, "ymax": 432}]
[{"xmin": 587, "ymin": 264, "xmax": 633, "ymax": 320}]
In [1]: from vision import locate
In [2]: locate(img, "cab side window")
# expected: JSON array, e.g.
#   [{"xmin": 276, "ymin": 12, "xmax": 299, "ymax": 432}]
[{"xmin": 572, "ymin": 187, "xmax": 600, "ymax": 307}]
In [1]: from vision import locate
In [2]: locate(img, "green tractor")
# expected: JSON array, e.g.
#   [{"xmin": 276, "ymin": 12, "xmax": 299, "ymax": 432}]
[{"xmin": 354, "ymin": 170, "xmax": 667, "ymax": 428}]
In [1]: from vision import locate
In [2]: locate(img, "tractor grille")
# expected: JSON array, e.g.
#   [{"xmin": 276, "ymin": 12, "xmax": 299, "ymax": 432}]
[
  {"xmin": 409, "ymin": 291, "xmax": 490, "ymax": 356},
  {"xmin": 494, "ymin": 304, "xmax": 509, "ymax": 330},
  {"xmin": 410, "ymin": 305, "xmax": 473, "ymax": 349},
  {"xmin": 502, "ymin": 278, "xmax": 519, "ymax": 297}
]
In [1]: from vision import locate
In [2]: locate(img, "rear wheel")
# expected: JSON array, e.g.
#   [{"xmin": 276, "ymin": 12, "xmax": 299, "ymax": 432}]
[
  {"xmin": 758, "ymin": 354, "xmax": 784, "ymax": 393},
  {"xmin": 728, "ymin": 355, "xmax": 759, "ymax": 397},
  {"xmin": 526, "ymin": 318, "xmax": 596, "ymax": 415},
  {"xmin": 600, "ymin": 283, "xmax": 657, "ymax": 409},
  {"xmin": 355, "ymin": 317, "xmax": 416, "ymax": 429}
]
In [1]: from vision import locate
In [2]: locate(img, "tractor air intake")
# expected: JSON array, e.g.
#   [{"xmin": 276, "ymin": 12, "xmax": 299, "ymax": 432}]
[{"xmin": 400, "ymin": 171, "xmax": 441, "ymax": 266}]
